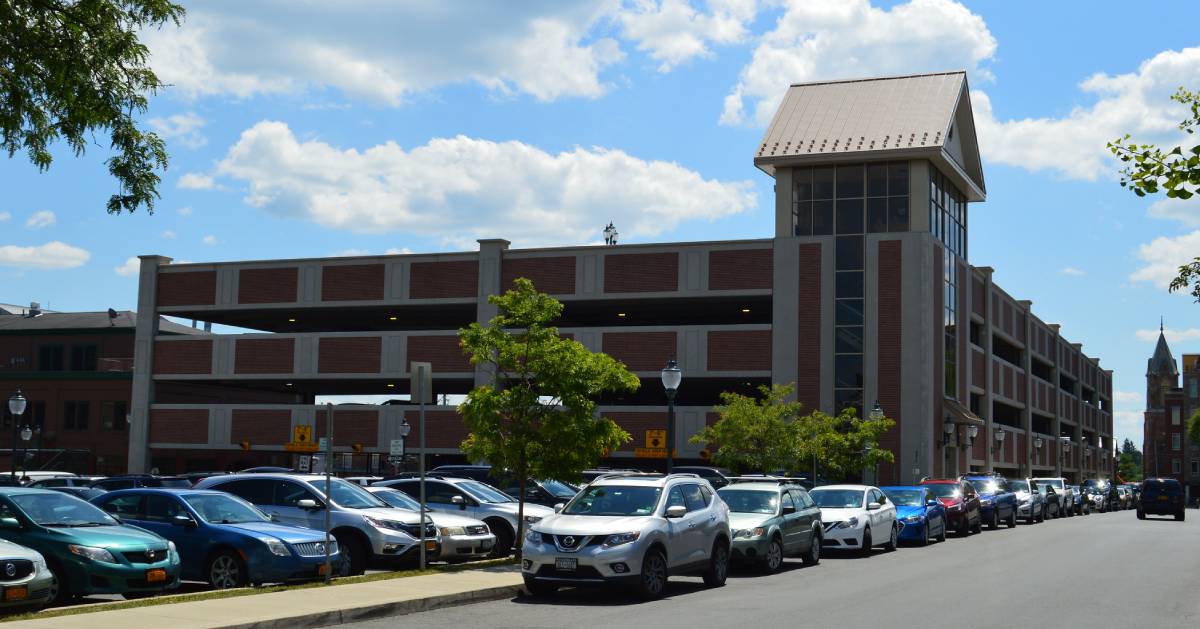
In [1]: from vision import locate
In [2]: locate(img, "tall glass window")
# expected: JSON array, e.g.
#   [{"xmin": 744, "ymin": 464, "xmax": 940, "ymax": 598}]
[
  {"xmin": 930, "ymin": 169, "xmax": 967, "ymax": 399},
  {"xmin": 793, "ymin": 162, "xmax": 909, "ymax": 237}
]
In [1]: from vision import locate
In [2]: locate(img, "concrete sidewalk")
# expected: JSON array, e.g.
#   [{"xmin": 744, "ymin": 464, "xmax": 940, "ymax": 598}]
[{"xmin": 4, "ymin": 566, "xmax": 523, "ymax": 629}]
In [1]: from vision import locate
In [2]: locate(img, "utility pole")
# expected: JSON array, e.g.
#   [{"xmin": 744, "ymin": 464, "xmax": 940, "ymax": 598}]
[{"xmin": 323, "ymin": 402, "xmax": 333, "ymax": 583}]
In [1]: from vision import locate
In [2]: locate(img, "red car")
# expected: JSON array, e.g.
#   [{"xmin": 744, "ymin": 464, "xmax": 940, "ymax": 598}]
[{"xmin": 920, "ymin": 479, "xmax": 981, "ymax": 536}]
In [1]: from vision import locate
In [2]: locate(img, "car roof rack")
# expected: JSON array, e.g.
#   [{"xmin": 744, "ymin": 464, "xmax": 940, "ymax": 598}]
[
  {"xmin": 589, "ymin": 472, "xmax": 702, "ymax": 484},
  {"xmin": 726, "ymin": 476, "xmax": 809, "ymax": 485}
]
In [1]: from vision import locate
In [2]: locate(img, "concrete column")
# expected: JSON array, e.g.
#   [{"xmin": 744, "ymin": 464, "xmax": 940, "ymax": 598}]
[
  {"xmin": 899, "ymin": 234, "xmax": 937, "ymax": 484},
  {"xmin": 1049, "ymin": 323, "xmax": 1062, "ymax": 476},
  {"xmin": 1019, "ymin": 300, "xmax": 1034, "ymax": 476},
  {"xmin": 128, "ymin": 255, "xmax": 171, "ymax": 473},
  {"xmin": 980, "ymin": 267, "xmax": 995, "ymax": 472},
  {"xmin": 771, "ymin": 238, "xmax": 800, "ymax": 393},
  {"xmin": 773, "ymin": 168, "xmax": 794, "ymax": 238},
  {"xmin": 474, "ymin": 239, "xmax": 509, "ymax": 388}
]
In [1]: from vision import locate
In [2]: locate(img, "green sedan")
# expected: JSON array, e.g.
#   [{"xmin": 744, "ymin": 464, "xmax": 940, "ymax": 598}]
[
  {"xmin": 0, "ymin": 488, "xmax": 181, "ymax": 603},
  {"xmin": 717, "ymin": 480, "xmax": 823, "ymax": 573}
]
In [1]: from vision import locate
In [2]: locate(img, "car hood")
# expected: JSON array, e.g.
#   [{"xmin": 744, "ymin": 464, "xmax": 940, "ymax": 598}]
[
  {"xmin": 44, "ymin": 524, "xmax": 167, "ymax": 550},
  {"xmin": 0, "ymin": 539, "xmax": 41, "ymax": 560},
  {"xmin": 535, "ymin": 514, "xmax": 656, "ymax": 536},
  {"xmin": 937, "ymin": 497, "xmax": 962, "ymax": 506},
  {"xmin": 816, "ymin": 507, "xmax": 865, "ymax": 521},
  {"xmin": 218, "ymin": 521, "xmax": 331, "ymax": 543},
  {"xmin": 355, "ymin": 507, "xmax": 423, "ymax": 525},
  {"xmin": 896, "ymin": 506, "xmax": 927, "ymax": 519},
  {"xmin": 426, "ymin": 512, "xmax": 487, "ymax": 528},
  {"xmin": 486, "ymin": 502, "xmax": 554, "ymax": 518},
  {"xmin": 728, "ymin": 512, "xmax": 774, "ymax": 530}
]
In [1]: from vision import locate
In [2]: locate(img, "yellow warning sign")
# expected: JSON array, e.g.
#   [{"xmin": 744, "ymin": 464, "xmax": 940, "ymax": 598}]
[
  {"xmin": 645, "ymin": 429, "xmax": 666, "ymax": 449},
  {"xmin": 634, "ymin": 447, "xmax": 676, "ymax": 459},
  {"xmin": 293, "ymin": 425, "xmax": 312, "ymax": 444}
]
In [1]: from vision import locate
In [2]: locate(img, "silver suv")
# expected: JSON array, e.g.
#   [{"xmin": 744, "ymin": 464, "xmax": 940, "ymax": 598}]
[
  {"xmin": 521, "ymin": 473, "xmax": 731, "ymax": 599},
  {"xmin": 195, "ymin": 474, "xmax": 437, "ymax": 575}
]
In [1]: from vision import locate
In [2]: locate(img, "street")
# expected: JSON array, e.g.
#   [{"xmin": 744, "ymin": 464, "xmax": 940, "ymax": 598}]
[{"xmin": 329, "ymin": 510, "xmax": 1200, "ymax": 629}]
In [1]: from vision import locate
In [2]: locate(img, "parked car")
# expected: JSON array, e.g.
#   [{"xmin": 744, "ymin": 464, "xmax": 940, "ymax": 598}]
[
  {"xmin": 1117, "ymin": 486, "xmax": 1133, "ymax": 510},
  {"xmin": 364, "ymin": 487, "xmax": 496, "ymax": 561},
  {"xmin": 1124, "ymin": 483, "xmax": 1142, "ymax": 509},
  {"xmin": 1032, "ymin": 477, "xmax": 1074, "ymax": 518},
  {"xmin": 716, "ymin": 479, "xmax": 822, "ymax": 572},
  {"xmin": 671, "ymin": 466, "xmax": 732, "ymax": 489},
  {"xmin": 579, "ymin": 469, "xmax": 641, "ymax": 483},
  {"xmin": 376, "ymin": 476, "xmax": 554, "ymax": 558},
  {"xmin": 1009, "ymin": 480, "xmax": 1046, "ymax": 523},
  {"xmin": 961, "ymin": 474, "xmax": 1018, "ymax": 529},
  {"xmin": 428, "ymin": 465, "xmax": 580, "ymax": 507},
  {"xmin": 14, "ymin": 472, "xmax": 77, "ymax": 486},
  {"xmin": 90, "ymin": 475, "xmax": 192, "ymax": 492},
  {"xmin": 195, "ymin": 474, "xmax": 436, "ymax": 575},
  {"xmin": 809, "ymin": 484, "xmax": 898, "ymax": 556},
  {"xmin": 0, "ymin": 539, "xmax": 53, "ymax": 611},
  {"xmin": 0, "ymin": 487, "xmax": 181, "ymax": 603},
  {"xmin": 343, "ymin": 476, "xmax": 383, "ymax": 487},
  {"xmin": 920, "ymin": 479, "xmax": 981, "ymax": 535},
  {"xmin": 880, "ymin": 486, "xmax": 947, "ymax": 546},
  {"xmin": 1066, "ymin": 485, "xmax": 1088, "ymax": 515},
  {"xmin": 44, "ymin": 487, "xmax": 106, "ymax": 502},
  {"xmin": 1033, "ymin": 482, "xmax": 1062, "ymax": 518},
  {"xmin": 92, "ymin": 489, "xmax": 341, "ymax": 588},
  {"xmin": 1138, "ymin": 478, "xmax": 1185, "ymax": 521},
  {"xmin": 522, "ymin": 472, "xmax": 731, "ymax": 599},
  {"xmin": 177, "ymin": 471, "xmax": 228, "ymax": 486},
  {"xmin": 28, "ymin": 476, "xmax": 99, "ymax": 489},
  {"xmin": 237, "ymin": 467, "xmax": 296, "ymax": 474},
  {"xmin": 1080, "ymin": 479, "xmax": 1110, "ymax": 512}
]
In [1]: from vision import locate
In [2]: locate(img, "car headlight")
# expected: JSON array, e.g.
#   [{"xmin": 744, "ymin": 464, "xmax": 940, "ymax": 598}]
[
  {"xmin": 524, "ymin": 528, "xmax": 542, "ymax": 544},
  {"xmin": 733, "ymin": 527, "xmax": 766, "ymax": 539},
  {"xmin": 523, "ymin": 515, "xmax": 543, "ymax": 525},
  {"xmin": 363, "ymin": 515, "xmax": 406, "ymax": 532},
  {"xmin": 263, "ymin": 539, "xmax": 290, "ymax": 557},
  {"xmin": 440, "ymin": 526, "xmax": 467, "ymax": 536},
  {"xmin": 836, "ymin": 517, "xmax": 859, "ymax": 529},
  {"xmin": 602, "ymin": 532, "xmax": 640, "ymax": 547},
  {"xmin": 903, "ymin": 515, "xmax": 921, "ymax": 523},
  {"xmin": 31, "ymin": 556, "xmax": 46, "ymax": 571},
  {"xmin": 68, "ymin": 544, "xmax": 116, "ymax": 563},
  {"xmin": 980, "ymin": 497, "xmax": 994, "ymax": 505}
]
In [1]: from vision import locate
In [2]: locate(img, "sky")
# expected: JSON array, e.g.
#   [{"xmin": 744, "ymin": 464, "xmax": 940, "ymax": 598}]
[{"xmin": 2, "ymin": 0, "xmax": 1199, "ymax": 451}]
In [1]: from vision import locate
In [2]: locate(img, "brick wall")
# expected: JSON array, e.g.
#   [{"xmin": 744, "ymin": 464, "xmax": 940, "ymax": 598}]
[
  {"xmin": 149, "ymin": 409, "xmax": 208, "ymax": 444},
  {"xmin": 502, "ymin": 257, "xmax": 576, "ymax": 294},
  {"xmin": 318, "ymin": 337, "xmax": 381, "ymax": 373},
  {"xmin": 153, "ymin": 339, "xmax": 213, "ymax": 374},
  {"xmin": 402, "ymin": 410, "xmax": 468, "ymax": 449},
  {"xmin": 604, "ymin": 412, "xmax": 667, "ymax": 451},
  {"xmin": 796, "ymin": 244, "xmax": 821, "ymax": 413},
  {"xmin": 877, "ymin": 240, "xmax": 902, "ymax": 484},
  {"xmin": 316, "ymin": 410, "xmax": 378, "ymax": 447},
  {"xmin": 407, "ymin": 336, "xmax": 470, "ymax": 372},
  {"xmin": 707, "ymin": 330, "xmax": 771, "ymax": 371},
  {"xmin": 234, "ymin": 338, "xmax": 295, "ymax": 374},
  {"xmin": 321, "ymin": 264, "xmax": 385, "ymax": 301},
  {"xmin": 410, "ymin": 260, "xmax": 478, "ymax": 299},
  {"xmin": 602, "ymin": 332, "xmax": 677, "ymax": 371},
  {"xmin": 604, "ymin": 253, "xmax": 678, "ymax": 293},
  {"xmin": 933, "ymin": 251, "xmax": 943, "ymax": 478},
  {"xmin": 157, "ymin": 271, "xmax": 216, "ymax": 307},
  {"xmin": 708, "ymin": 249, "xmax": 772, "ymax": 291},
  {"xmin": 231, "ymin": 409, "xmax": 292, "ymax": 445},
  {"xmin": 238, "ymin": 267, "xmax": 298, "ymax": 304}
]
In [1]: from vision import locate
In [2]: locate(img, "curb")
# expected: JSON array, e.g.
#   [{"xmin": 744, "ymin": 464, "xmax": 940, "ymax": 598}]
[{"xmin": 213, "ymin": 583, "xmax": 525, "ymax": 629}]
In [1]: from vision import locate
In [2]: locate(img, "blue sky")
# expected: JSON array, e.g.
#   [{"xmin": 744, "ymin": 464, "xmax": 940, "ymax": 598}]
[{"xmin": 3, "ymin": 0, "xmax": 1199, "ymax": 450}]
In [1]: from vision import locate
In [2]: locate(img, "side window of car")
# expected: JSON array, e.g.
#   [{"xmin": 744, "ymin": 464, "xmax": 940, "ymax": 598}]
[
  {"xmin": 100, "ymin": 494, "xmax": 143, "ymax": 518},
  {"xmin": 215, "ymin": 479, "xmax": 274, "ymax": 506},
  {"xmin": 403, "ymin": 482, "xmax": 460, "ymax": 505},
  {"xmin": 780, "ymin": 491, "xmax": 796, "ymax": 513},
  {"xmin": 665, "ymin": 486, "xmax": 686, "ymax": 510},
  {"xmin": 795, "ymin": 490, "xmax": 815, "ymax": 509},
  {"xmin": 0, "ymin": 500, "xmax": 16, "ymax": 520},
  {"xmin": 682, "ymin": 484, "xmax": 706, "ymax": 511},
  {"xmin": 144, "ymin": 495, "xmax": 184, "ymax": 522},
  {"xmin": 275, "ymin": 481, "xmax": 319, "ymax": 508},
  {"xmin": 699, "ymin": 485, "xmax": 714, "ymax": 506}
]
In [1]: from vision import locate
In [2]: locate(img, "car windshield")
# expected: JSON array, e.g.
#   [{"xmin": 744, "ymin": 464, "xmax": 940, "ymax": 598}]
[
  {"xmin": 923, "ymin": 484, "xmax": 962, "ymax": 499},
  {"xmin": 10, "ymin": 493, "xmax": 117, "ymax": 527},
  {"xmin": 321, "ymin": 479, "xmax": 389, "ymax": 509},
  {"xmin": 968, "ymin": 480, "xmax": 999, "ymax": 494},
  {"xmin": 540, "ymin": 480, "xmax": 578, "ymax": 498},
  {"xmin": 562, "ymin": 486, "xmax": 662, "ymax": 516},
  {"xmin": 157, "ymin": 478, "xmax": 192, "ymax": 489},
  {"xmin": 718, "ymin": 489, "xmax": 778, "ymax": 514},
  {"xmin": 1034, "ymin": 478, "xmax": 1064, "ymax": 489},
  {"xmin": 373, "ymin": 490, "xmax": 421, "ymax": 511},
  {"xmin": 809, "ymin": 489, "xmax": 865, "ymax": 509},
  {"xmin": 457, "ymin": 481, "xmax": 514, "ymax": 504},
  {"xmin": 183, "ymin": 494, "xmax": 270, "ymax": 524},
  {"xmin": 1009, "ymin": 480, "xmax": 1030, "ymax": 492},
  {"xmin": 882, "ymin": 489, "xmax": 925, "ymax": 507}
]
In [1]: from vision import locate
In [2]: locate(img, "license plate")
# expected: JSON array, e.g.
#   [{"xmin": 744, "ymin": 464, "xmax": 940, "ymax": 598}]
[
  {"xmin": 317, "ymin": 564, "xmax": 328, "ymax": 576},
  {"xmin": 146, "ymin": 569, "xmax": 167, "ymax": 583},
  {"xmin": 1158, "ymin": 496, "xmax": 1169, "ymax": 501},
  {"xmin": 3, "ymin": 587, "xmax": 27, "ymax": 602},
  {"xmin": 424, "ymin": 540, "xmax": 438, "ymax": 551},
  {"xmin": 554, "ymin": 557, "xmax": 577, "ymax": 571}
]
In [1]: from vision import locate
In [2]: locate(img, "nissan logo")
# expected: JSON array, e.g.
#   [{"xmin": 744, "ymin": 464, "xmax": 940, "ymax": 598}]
[
  {"xmin": 3, "ymin": 563, "xmax": 13, "ymax": 578},
  {"xmin": 562, "ymin": 536, "xmax": 576, "ymax": 547}
]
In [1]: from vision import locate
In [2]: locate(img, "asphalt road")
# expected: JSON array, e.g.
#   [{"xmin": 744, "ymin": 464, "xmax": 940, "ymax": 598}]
[{"xmin": 329, "ymin": 508, "xmax": 1200, "ymax": 629}]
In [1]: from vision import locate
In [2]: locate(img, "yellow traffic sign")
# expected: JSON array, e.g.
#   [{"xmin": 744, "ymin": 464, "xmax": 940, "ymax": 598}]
[
  {"xmin": 293, "ymin": 425, "xmax": 313, "ymax": 444},
  {"xmin": 645, "ymin": 429, "xmax": 666, "ymax": 449},
  {"xmin": 634, "ymin": 447, "xmax": 677, "ymax": 459}
]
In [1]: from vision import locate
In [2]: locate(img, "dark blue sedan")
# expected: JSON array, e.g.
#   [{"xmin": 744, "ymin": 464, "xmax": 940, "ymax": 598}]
[
  {"xmin": 92, "ymin": 489, "xmax": 340, "ymax": 589},
  {"xmin": 880, "ymin": 486, "xmax": 947, "ymax": 546}
]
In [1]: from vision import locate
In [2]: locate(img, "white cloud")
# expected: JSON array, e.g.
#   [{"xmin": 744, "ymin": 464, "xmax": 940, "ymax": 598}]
[
  {"xmin": 162, "ymin": 230, "xmax": 177, "ymax": 239},
  {"xmin": 0, "ymin": 212, "xmax": 9, "ymax": 222},
  {"xmin": 975, "ymin": 47, "xmax": 1200, "ymax": 180},
  {"xmin": 214, "ymin": 121, "xmax": 756, "ymax": 249},
  {"xmin": 385, "ymin": 247, "xmax": 414, "ymax": 255},
  {"xmin": 618, "ymin": 0, "xmax": 756, "ymax": 72},
  {"xmin": 178, "ymin": 173, "xmax": 217, "ymax": 190},
  {"xmin": 1113, "ymin": 391, "xmax": 1142, "ymax": 406},
  {"xmin": 147, "ymin": 112, "xmax": 207, "ymax": 149},
  {"xmin": 178, "ymin": 207, "xmax": 193, "ymax": 216},
  {"xmin": 1147, "ymin": 196, "xmax": 1200, "ymax": 227},
  {"xmin": 143, "ymin": 3, "xmax": 623, "ymax": 104},
  {"xmin": 1113, "ymin": 410, "xmax": 1143, "ymax": 445},
  {"xmin": 721, "ymin": 0, "xmax": 996, "ymax": 126},
  {"xmin": 1061, "ymin": 267, "xmax": 1085, "ymax": 276},
  {"xmin": 1130, "ymin": 229, "xmax": 1200, "ymax": 290},
  {"xmin": 1135, "ymin": 327, "xmax": 1200, "ymax": 343},
  {"xmin": 202, "ymin": 235, "xmax": 218, "ymax": 246},
  {"xmin": 330, "ymin": 249, "xmax": 373, "ymax": 257},
  {"xmin": 114, "ymin": 257, "xmax": 141, "ymax": 276},
  {"xmin": 0, "ymin": 242, "xmax": 90, "ymax": 269},
  {"xmin": 24, "ymin": 210, "xmax": 55, "ymax": 229}
]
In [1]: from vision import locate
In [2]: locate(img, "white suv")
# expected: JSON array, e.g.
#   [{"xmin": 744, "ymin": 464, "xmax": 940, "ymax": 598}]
[{"xmin": 522, "ymin": 473, "xmax": 731, "ymax": 599}]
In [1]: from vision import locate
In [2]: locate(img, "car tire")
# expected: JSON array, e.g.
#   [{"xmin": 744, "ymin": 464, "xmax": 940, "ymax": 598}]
[
  {"xmin": 937, "ymin": 517, "xmax": 947, "ymax": 542},
  {"xmin": 989, "ymin": 510, "xmax": 998, "ymax": 530},
  {"xmin": 207, "ymin": 550, "xmax": 248, "ymax": 590},
  {"xmin": 523, "ymin": 576, "xmax": 557, "ymax": 598},
  {"xmin": 972, "ymin": 514, "xmax": 982, "ymax": 534},
  {"xmin": 763, "ymin": 536, "xmax": 784, "ymax": 573},
  {"xmin": 1007, "ymin": 509, "xmax": 1017, "ymax": 528},
  {"xmin": 635, "ymin": 549, "xmax": 668, "ymax": 600},
  {"xmin": 702, "ymin": 539, "xmax": 729, "ymax": 588},
  {"xmin": 45, "ymin": 560, "xmax": 73, "ymax": 605},
  {"xmin": 920, "ymin": 522, "xmax": 930, "ymax": 546},
  {"xmin": 859, "ymin": 527, "xmax": 872, "ymax": 557},
  {"xmin": 1137, "ymin": 510, "xmax": 1145, "ymax": 520},
  {"xmin": 802, "ymin": 532, "xmax": 821, "ymax": 566},
  {"xmin": 1177, "ymin": 511, "xmax": 1186, "ymax": 522},
  {"xmin": 487, "ymin": 520, "xmax": 514, "ymax": 559},
  {"xmin": 335, "ymin": 533, "xmax": 368, "ymax": 576},
  {"xmin": 884, "ymin": 523, "xmax": 898, "ymax": 551}
]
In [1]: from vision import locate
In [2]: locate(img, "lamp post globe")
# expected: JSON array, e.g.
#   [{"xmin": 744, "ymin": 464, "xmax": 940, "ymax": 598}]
[
  {"xmin": 8, "ymin": 390, "xmax": 26, "ymax": 480},
  {"xmin": 19, "ymin": 427, "xmax": 31, "ymax": 443},
  {"xmin": 398, "ymin": 420, "xmax": 411, "ymax": 438},
  {"xmin": 661, "ymin": 359, "xmax": 682, "ymax": 473},
  {"xmin": 869, "ymin": 401, "xmax": 884, "ymax": 421}
]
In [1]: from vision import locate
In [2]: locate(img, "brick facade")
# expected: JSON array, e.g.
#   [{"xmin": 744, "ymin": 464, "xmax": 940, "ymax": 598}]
[
  {"xmin": 316, "ymin": 409, "xmax": 378, "ymax": 447},
  {"xmin": 149, "ymin": 409, "xmax": 208, "ymax": 444},
  {"xmin": 407, "ymin": 336, "xmax": 470, "ymax": 372},
  {"xmin": 317, "ymin": 337, "xmax": 381, "ymax": 373},
  {"xmin": 707, "ymin": 330, "xmax": 771, "ymax": 371},
  {"xmin": 321, "ymin": 264, "xmax": 385, "ymax": 301},
  {"xmin": 409, "ymin": 260, "xmax": 478, "ymax": 299},
  {"xmin": 231, "ymin": 409, "xmax": 292, "ymax": 445},
  {"xmin": 877, "ymin": 240, "xmax": 902, "ymax": 484},
  {"xmin": 238, "ymin": 267, "xmax": 298, "ymax": 304},
  {"xmin": 153, "ymin": 339, "xmax": 213, "ymax": 375},
  {"xmin": 602, "ymin": 332, "xmax": 677, "ymax": 371},
  {"xmin": 157, "ymin": 271, "xmax": 216, "ymax": 307},
  {"xmin": 604, "ymin": 253, "xmax": 678, "ymax": 293},
  {"xmin": 708, "ymin": 249, "xmax": 772, "ymax": 291},
  {"xmin": 402, "ymin": 410, "xmax": 468, "ymax": 449},
  {"xmin": 501, "ymin": 257, "xmax": 576, "ymax": 294},
  {"xmin": 796, "ymin": 244, "xmax": 821, "ymax": 412},
  {"xmin": 234, "ymin": 338, "xmax": 295, "ymax": 374}
]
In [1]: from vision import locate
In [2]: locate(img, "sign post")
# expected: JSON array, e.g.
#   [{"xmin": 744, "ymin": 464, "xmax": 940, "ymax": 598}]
[
  {"xmin": 323, "ymin": 403, "xmax": 333, "ymax": 583},
  {"xmin": 410, "ymin": 361, "xmax": 432, "ymax": 570}
]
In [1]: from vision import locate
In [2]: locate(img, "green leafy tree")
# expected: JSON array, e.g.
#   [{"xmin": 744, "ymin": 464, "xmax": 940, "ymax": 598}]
[
  {"xmin": 1108, "ymin": 87, "xmax": 1200, "ymax": 299},
  {"xmin": 1189, "ymin": 410, "xmax": 1200, "ymax": 448},
  {"xmin": 1120, "ymin": 438, "xmax": 1143, "ymax": 468},
  {"xmin": 1, "ymin": 0, "xmax": 184, "ymax": 214},
  {"xmin": 458, "ymin": 278, "xmax": 638, "ymax": 555},
  {"xmin": 1117, "ymin": 452, "xmax": 1143, "ymax": 483},
  {"xmin": 796, "ymin": 407, "xmax": 896, "ymax": 482},
  {"xmin": 689, "ymin": 384, "xmax": 803, "ymax": 474}
]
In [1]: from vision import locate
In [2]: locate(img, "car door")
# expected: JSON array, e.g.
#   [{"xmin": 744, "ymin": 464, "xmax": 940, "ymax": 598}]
[
  {"xmin": 777, "ymin": 490, "xmax": 801, "ymax": 552},
  {"xmin": 961, "ymin": 483, "xmax": 978, "ymax": 521},
  {"xmin": 793, "ymin": 489, "xmax": 819, "ymax": 548},
  {"xmin": 142, "ymin": 494, "xmax": 205, "ymax": 578},
  {"xmin": 865, "ymin": 489, "xmax": 883, "ymax": 528},
  {"xmin": 875, "ymin": 489, "xmax": 896, "ymax": 529},
  {"xmin": 681, "ymin": 484, "xmax": 713, "ymax": 562},
  {"xmin": 97, "ymin": 492, "xmax": 145, "ymax": 525},
  {"xmin": 662, "ymin": 486, "xmax": 699, "ymax": 568},
  {"xmin": 273, "ymin": 480, "xmax": 326, "ymax": 530}
]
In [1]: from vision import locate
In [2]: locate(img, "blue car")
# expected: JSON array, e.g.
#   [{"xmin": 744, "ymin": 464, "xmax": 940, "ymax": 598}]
[
  {"xmin": 92, "ymin": 489, "xmax": 340, "ymax": 589},
  {"xmin": 880, "ymin": 486, "xmax": 947, "ymax": 546},
  {"xmin": 961, "ymin": 474, "xmax": 1018, "ymax": 529}
]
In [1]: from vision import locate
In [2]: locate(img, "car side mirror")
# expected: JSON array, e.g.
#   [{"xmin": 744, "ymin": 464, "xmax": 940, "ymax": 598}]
[
  {"xmin": 665, "ymin": 505, "xmax": 687, "ymax": 519},
  {"xmin": 171, "ymin": 515, "xmax": 196, "ymax": 528},
  {"xmin": 867, "ymin": 502, "xmax": 881, "ymax": 511},
  {"xmin": 927, "ymin": 499, "xmax": 939, "ymax": 507},
  {"xmin": 269, "ymin": 513, "xmax": 281, "ymax": 522},
  {"xmin": 451, "ymin": 495, "xmax": 467, "ymax": 510},
  {"xmin": 553, "ymin": 503, "xmax": 564, "ymax": 514},
  {"xmin": 296, "ymin": 499, "xmax": 321, "ymax": 510},
  {"xmin": 782, "ymin": 504, "xmax": 796, "ymax": 515},
  {"xmin": 0, "ymin": 518, "xmax": 19, "ymax": 530}
]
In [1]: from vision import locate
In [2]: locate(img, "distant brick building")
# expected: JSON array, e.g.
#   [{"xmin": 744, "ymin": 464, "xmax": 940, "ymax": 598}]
[
  {"xmin": 1144, "ymin": 328, "xmax": 1198, "ymax": 497},
  {"xmin": 130, "ymin": 72, "xmax": 1115, "ymax": 482}
]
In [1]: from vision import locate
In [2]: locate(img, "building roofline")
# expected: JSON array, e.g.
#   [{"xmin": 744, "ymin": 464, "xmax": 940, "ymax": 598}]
[{"xmin": 787, "ymin": 70, "xmax": 966, "ymax": 89}]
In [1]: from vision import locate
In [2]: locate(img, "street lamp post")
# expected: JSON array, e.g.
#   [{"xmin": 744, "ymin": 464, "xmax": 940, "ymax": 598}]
[
  {"xmin": 18, "ymin": 425, "xmax": 31, "ymax": 479},
  {"xmin": 7, "ymin": 390, "xmax": 27, "ymax": 480},
  {"xmin": 661, "ymin": 359, "xmax": 682, "ymax": 474},
  {"xmin": 868, "ymin": 401, "xmax": 883, "ymax": 483},
  {"xmin": 398, "ymin": 419, "xmax": 412, "ymax": 474}
]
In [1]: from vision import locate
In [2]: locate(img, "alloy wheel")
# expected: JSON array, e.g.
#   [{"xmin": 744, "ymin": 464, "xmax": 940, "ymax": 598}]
[
  {"xmin": 641, "ymin": 551, "xmax": 666, "ymax": 598},
  {"xmin": 210, "ymin": 554, "xmax": 242, "ymax": 589},
  {"xmin": 765, "ymin": 538, "xmax": 783, "ymax": 572}
]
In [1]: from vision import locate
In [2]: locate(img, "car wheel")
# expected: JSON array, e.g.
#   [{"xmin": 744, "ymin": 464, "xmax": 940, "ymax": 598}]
[
  {"xmin": 487, "ymin": 520, "xmax": 514, "ymax": 559},
  {"xmin": 523, "ymin": 576, "xmax": 557, "ymax": 598},
  {"xmin": 937, "ymin": 517, "xmax": 947, "ymax": 542},
  {"xmin": 335, "ymin": 533, "xmax": 368, "ymax": 576},
  {"xmin": 859, "ymin": 527, "xmax": 872, "ymax": 557},
  {"xmin": 763, "ymin": 536, "xmax": 784, "ymax": 573},
  {"xmin": 972, "ymin": 514, "xmax": 982, "ymax": 534},
  {"xmin": 1007, "ymin": 509, "xmax": 1017, "ymax": 528},
  {"xmin": 884, "ymin": 523, "xmax": 898, "ymax": 551},
  {"xmin": 207, "ymin": 551, "xmax": 247, "ymax": 590},
  {"xmin": 801, "ymin": 532, "xmax": 821, "ymax": 566},
  {"xmin": 920, "ymin": 522, "xmax": 930, "ymax": 546},
  {"xmin": 45, "ymin": 561, "xmax": 72, "ymax": 605},
  {"xmin": 636, "ymin": 549, "xmax": 668, "ymax": 600},
  {"xmin": 1137, "ymin": 510, "xmax": 1145, "ymax": 520},
  {"xmin": 989, "ymin": 510, "xmax": 998, "ymax": 530},
  {"xmin": 1177, "ymin": 511, "xmax": 1185, "ymax": 522},
  {"xmin": 1037, "ymin": 506, "xmax": 1045, "ymax": 523},
  {"xmin": 702, "ymin": 539, "xmax": 729, "ymax": 587}
]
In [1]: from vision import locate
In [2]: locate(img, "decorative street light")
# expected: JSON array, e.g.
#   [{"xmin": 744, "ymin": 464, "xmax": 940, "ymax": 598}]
[
  {"xmin": 661, "ymin": 358, "xmax": 682, "ymax": 474},
  {"xmin": 869, "ymin": 401, "xmax": 884, "ymax": 422},
  {"xmin": 967, "ymin": 424, "xmax": 978, "ymax": 447},
  {"xmin": 993, "ymin": 429, "xmax": 1006, "ymax": 453},
  {"xmin": 942, "ymin": 419, "xmax": 955, "ymax": 446},
  {"xmin": 7, "ymin": 390, "xmax": 27, "ymax": 480},
  {"xmin": 603, "ymin": 222, "xmax": 619, "ymax": 246},
  {"xmin": 397, "ymin": 418, "xmax": 412, "ymax": 473}
]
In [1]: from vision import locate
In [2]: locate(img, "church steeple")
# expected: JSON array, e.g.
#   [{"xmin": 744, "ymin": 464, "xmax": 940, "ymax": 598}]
[{"xmin": 1148, "ymin": 322, "xmax": 1179, "ymax": 377}]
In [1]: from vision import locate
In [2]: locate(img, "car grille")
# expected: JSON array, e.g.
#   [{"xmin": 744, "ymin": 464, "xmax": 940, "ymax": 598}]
[
  {"xmin": 466, "ymin": 525, "xmax": 490, "ymax": 536},
  {"xmin": 293, "ymin": 541, "xmax": 339, "ymax": 557},
  {"xmin": 0, "ymin": 559, "xmax": 32, "ymax": 581},
  {"xmin": 401, "ymin": 523, "xmax": 437, "ymax": 538},
  {"xmin": 823, "ymin": 522, "xmax": 843, "ymax": 534},
  {"xmin": 122, "ymin": 548, "xmax": 168, "ymax": 564},
  {"xmin": 551, "ymin": 534, "xmax": 597, "ymax": 552}
]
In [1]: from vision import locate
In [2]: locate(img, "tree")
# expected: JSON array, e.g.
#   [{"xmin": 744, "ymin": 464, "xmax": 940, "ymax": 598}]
[
  {"xmin": 1121, "ymin": 438, "xmax": 1143, "ymax": 468},
  {"xmin": 1117, "ymin": 453, "xmax": 1143, "ymax": 483},
  {"xmin": 1108, "ymin": 87, "xmax": 1200, "ymax": 299},
  {"xmin": 689, "ymin": 384, "xmax": 803, "ymax": 474},
  {"xmin": 1189, "ymin": 410, "xmax": 1200, "ymax": 448},
  {"xmin": 458, "ymin": 278, "xmax": 638, "ymax": 556},
  {"xmin": 795, "ymin": 406, "xmax": 896, "ymax": 482},
  {"xmin": 1, "ymin": 0, "xmax": 184, "ymax": 214}
]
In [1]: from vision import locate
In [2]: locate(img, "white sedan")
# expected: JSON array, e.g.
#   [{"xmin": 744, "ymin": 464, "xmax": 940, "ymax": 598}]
[{"xmin": 809, "ymin": 484, "xmax": 899, "ymax": 557}]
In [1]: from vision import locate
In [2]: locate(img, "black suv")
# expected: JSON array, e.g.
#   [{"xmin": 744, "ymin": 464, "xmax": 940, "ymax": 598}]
[
  {"xmin": 89, "ymin": 474, "xmax": 192, "ymax": 491},
  {"xmin": 1138, "ymin": 478, "xmax": 1185, "ymax": 521}
]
